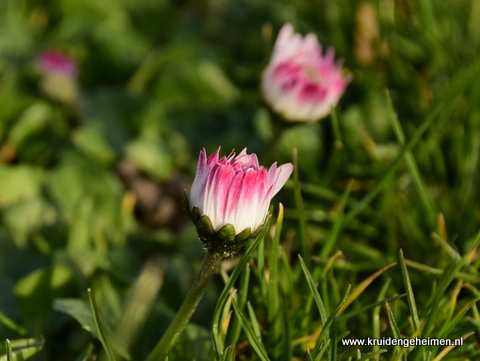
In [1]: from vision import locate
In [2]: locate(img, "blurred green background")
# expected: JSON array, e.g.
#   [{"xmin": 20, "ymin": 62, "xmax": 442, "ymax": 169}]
[{"xmin": 1, "ymin": 0, "xmax": 480, "ymax": 360}]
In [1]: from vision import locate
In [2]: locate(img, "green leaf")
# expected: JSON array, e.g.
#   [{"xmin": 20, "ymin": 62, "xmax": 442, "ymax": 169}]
[
  {"xmin": 53, "ymin": 298, "xmax": 98, "ymax": 338},
  {"xmin": 8, "ymin": 102, "xmax": 52, "ymax": 147},
  {"xmin": 197, "ymin": 61, "xmax": 239, "ymax": 104},
  {"xmin": 14, "ymin": 266, "xmax": 74, "ymax": 332},
  {"xmin": 72, "ymin": 125, "xmax": 116, "ymax": 164},
  {"xmin": 0, "ymin": 165, "xmax": 42, "ymax": 206},
  {"xmin": 254, "ymin": 107, "xmax": 274, "ymax": 141},
  {"xmin": 3, "ymin": 198, "xmax": 57, "ymax": 248},
  {"xmin": 87, "ymin": 288, "xmax": 116, "ymax": 361},
  {"xmin": 125, "ymin": 138, "xmax": 172, "ymax": 180}
]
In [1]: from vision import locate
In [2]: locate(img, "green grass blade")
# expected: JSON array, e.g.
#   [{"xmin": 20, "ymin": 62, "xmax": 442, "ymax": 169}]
[
  {"xmin": 293, "ymin": 148, "xmax": 309, "ymax": 265},
  {"xmin": 439, "ymin": 296, "xmax": 480, "ymax": 339},
  {"xmin": 336, "ymin": 293, "xmax": 406, "ymax": 321},
  {"xmin": 219, "ymin": 265, "xmax": 230, "ymax": 285},
  {"xmin": 0, "ymin": 312, "xmax": 28, "ymax": 337},
  {"xmin": 6, "ymin": 340, "xmax": 12, "ymax": 361},
  {"xmin": 320, "ymin": 180, "xmax": 353, "ymax": 259},
  {"xmin": 75, "ymin": 343, "xmax": 95, "ymax": 361},
  {"xmin": 298, "ymin": 255, "xmax": 328, "ymax": 326},
  {"xmin": 373, "ymin": 279, "xmax": 392, "ymax": 360},
  {"xmin": 113, "ymin": 266, "xmax": 163, "ymax": 357},
  {"xmin": 313, "ymin": 339, "xmax": 330, "ymax": 361},
  {"xmin": 421, "ymin": 236, "xmax": 480, "ymax": 340},
  {"xmin": 431, "ymin": 233, "xmax": 462, "ymax": 263},
  {"xmin": 312, "ymin": 285, "xmax": 351, "ymax": 358},
  {"xmin": 330, "ymin": 320, "xmax": 337, "ymax": 361},
  {"xmin": 385, "ymin": 302, "xmax": 404, "ymax": 361},
  {"xmin": 219, "ymin": 291, "xmax": 234, "ymax": 349},
  {"xmin": 355, "ymin": 349, "xmax": 387, "ymax": 361},
  {"xmin": 227, "ymin": 263, "xmax": 250, "ymax": 345},
  {"xmin": 219, "ymin": 345, "xmax": 236, "ymax": 361},
  {"xmin": 246, "ymin": 301, "xmax": 263, "ymax": 343},
  {"xmin": 1, "ymin": 338, "xmax": 44, "ymax": 361},
  {"xmin": 257, "ymin": 234, "xmax": 268, "ymax": 299},
  {"xmin": 212, "ymin": 221, "xmax": 269, "ymax": 358},
  {"xmin": 404, "ymin": 259, "xmax": 480, "ymax": 283},
  {"xmin": 87, "ymin": 288, "xmax": 116, "ymax": 361},
  {"xmin": 232, "ymin": 299, "xmax": 270, "ymax": 361},
  {"xmin": 268, "ymin": 203, "xmax": 284, "ymax": 359},
  {"xmin": 386, "ymin": 89, "xmax": 437, "ymax": 227},
  {"xmin": 280, "ymin": 291, "xmax": 292, "ymax": 361},
  {"xmin": 279, "ymin": 247, "xmax": 294, "ymax": 303},
  {"xmin": 298, "ymin": 255, "xmax": 330, "ymax": 359},
  {"xmin": 427, "ymin": 297, "xmax": 480, "ymax": 357},
  {"xmin": 399, "ymin": 249, "xmax": 420, "ymax": 331},
  {"xmin": 337, "ymin": 263, "xmax": 396, "ymax": 316},
  {"xmin": 330, "ymin": 106, "xmax": 343, "ymax": 149},
  {"xmin": 306, "ymin": 347, "xmax": 314, "ymax": 361}
]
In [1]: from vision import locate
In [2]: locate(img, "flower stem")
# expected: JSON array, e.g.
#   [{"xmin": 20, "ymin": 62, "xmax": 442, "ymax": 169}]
[{"xmin": 145, "ymin": 250, "xmax": 223, "ymax": 361}]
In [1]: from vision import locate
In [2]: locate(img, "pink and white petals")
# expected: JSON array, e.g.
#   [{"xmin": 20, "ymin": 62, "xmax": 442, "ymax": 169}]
[
  {"xmin": 189, "ymin": 148, "xmax": 293, "ymax": 254},
  {"xmin": 262, "ymin": 24, "xmax": 350, "ymax": 123}
]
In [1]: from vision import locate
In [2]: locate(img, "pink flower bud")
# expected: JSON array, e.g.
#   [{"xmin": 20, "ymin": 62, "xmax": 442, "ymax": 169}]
[
  {"xmin": 36, "ymin": 50, "xmax": 79, "ymax": 103},
  {"xmin": 36, "ymin": 50, "xmax": 78, "ymax": 76},
  {"xmin": 188, "ymin": 148, "xmax": 293, "ymax": 254},
  {"xmin": 262, "ymin": 24, "xmax": 350, "ymax": 122}
]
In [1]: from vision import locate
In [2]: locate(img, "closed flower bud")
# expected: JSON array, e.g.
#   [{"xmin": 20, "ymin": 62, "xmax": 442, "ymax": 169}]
[
  {"xmin": 36, "ymin": 50, "xmax": 78, "ymax": 76},
  {"xmin": 262, "ymin": 24, "xmax": 350, "ymax": 123},
  {"xmin": 188, "ymin": 148, "xmax": 293, "ymax": 255},
  {"xmin": 36, "ymin": 50, "xmax": 79, "ymax": 103}
]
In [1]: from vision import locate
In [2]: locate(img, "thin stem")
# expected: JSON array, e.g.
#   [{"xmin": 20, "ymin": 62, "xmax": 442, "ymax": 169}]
[{"xmin": 145, "ymin": 250, "xmax": 223, "ymax": 361}]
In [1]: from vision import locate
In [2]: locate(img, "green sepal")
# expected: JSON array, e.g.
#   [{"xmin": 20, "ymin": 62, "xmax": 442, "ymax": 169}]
[
  {"xmin": 196, "ymin": 215, "xmax": 215, "ymax": 241},
  {"xmin": 234, "ymin": 227, "xmax": 252, "ymax": 244},
  {"xmin": 192, "ymin": 215, "xmax": 269, "ymax": 257},
  {"xmin": 191, "ymin": 206, "xmax": 201, "ymax": 224},
  {"xmin": 217, "ymin": 224, "xmax": 236, "ymax": 243}
]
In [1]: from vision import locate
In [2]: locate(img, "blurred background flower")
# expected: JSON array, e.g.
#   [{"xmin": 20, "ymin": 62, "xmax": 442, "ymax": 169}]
[
  {"xmin": 36, "ymin": 50, "xmax": 78, "ymax": 76},
  {"xmin": 36, "ymin": 49, "xmax": 79, "ymax": 103},
  {"xmin": 261, "ymin": 24, "xmax": 350, "ymax": 122}
]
